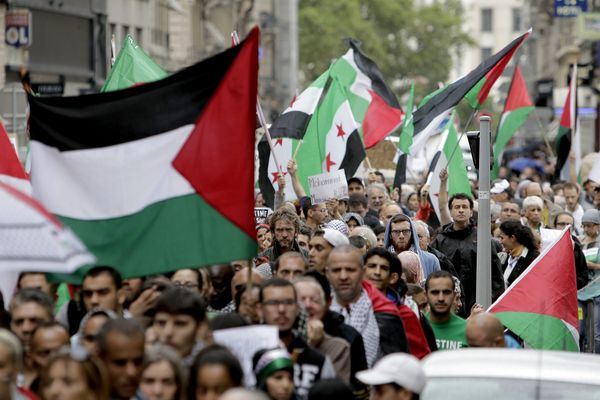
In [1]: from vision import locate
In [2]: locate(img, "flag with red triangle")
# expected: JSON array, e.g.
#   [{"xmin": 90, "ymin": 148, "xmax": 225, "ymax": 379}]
[
  {"xmin": 492, "ymin": 64, "xmax": 534, "ymax": 179},
  {"xmin": 0, "ymin": 121, "xmax": 30, "ymax": 194},
  {"xmin": 27, "ymin": 28, "xmax": 259, "ymax": 279},
  {"xmin": 489, "ymin": 228, "xmax": 579, "ymax": 351},
  {"xmin": 555, "ymin": 64, "xmax": 577, "ymax": 180}
]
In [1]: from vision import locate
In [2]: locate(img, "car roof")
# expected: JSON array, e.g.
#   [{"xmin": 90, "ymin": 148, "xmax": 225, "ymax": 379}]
[{"xmin": 423, "ymin": 349, "xmax": 600, "ymax": 385}]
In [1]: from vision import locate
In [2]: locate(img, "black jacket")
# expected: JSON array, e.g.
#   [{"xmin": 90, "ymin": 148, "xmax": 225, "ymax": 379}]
[
  {"xmin": 431, "ymin": 223, "xmax": 505, "ymax": 314},
  {"xmin": 501, "ymin": 248, "xmax": 540, "ymax": 287},
  {"xmin": 573, "ymin": 236, "xmax": 591, "ymax": 289},
  {"xmin": 428, "ymin": 246, "xmax": 458, "ymax": 277},
  {"xmin": 287, "ymin": 336, "xmax": 333, "ymax": 399},
  {"xmin": 322, "ymin": 311, "xmax": 368, "ymax": 398}
]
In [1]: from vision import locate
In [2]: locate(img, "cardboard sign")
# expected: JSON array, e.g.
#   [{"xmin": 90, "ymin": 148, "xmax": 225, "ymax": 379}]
[
  {"xmin": 308, "ymin": 170, "xmax": 348, "ymax": 204},
  {"xmin": 213, "ymin": 325, "xmax": 280, "ymax": 386},
  {"xmin": 254, "ymin": 207, "xmax": 273, "ymax": 224}
]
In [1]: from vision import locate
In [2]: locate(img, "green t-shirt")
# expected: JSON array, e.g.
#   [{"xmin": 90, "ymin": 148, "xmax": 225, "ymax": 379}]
[{"xmin": 427, "ymin": 313, "xmax": 468, "ymax": 350}]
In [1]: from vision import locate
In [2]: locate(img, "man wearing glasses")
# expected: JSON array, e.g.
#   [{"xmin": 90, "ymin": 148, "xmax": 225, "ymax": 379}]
[
  {"xmin": 257, "ymin": 279, "xmax": 336, "ymax": 399},
  {"xmin": 383, "ymin": 214, "xmax": 440, "ymax": 279}
]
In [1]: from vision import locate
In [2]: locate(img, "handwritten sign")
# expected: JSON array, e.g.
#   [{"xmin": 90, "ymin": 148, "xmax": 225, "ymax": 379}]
[
  {"xmin": 254, "ymin": 207, "xmax": 273, "ymax": 224},
  {"xmin": 213, "ymin": 325, "xmax": 279, "ymax": 386},
  {"xmin": 308, "ymin": 170, "xmax": 348, "ymax": 204}
]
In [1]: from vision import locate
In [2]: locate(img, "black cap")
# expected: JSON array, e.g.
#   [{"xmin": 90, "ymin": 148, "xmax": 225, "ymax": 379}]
[{"xmin": 347, "ymin": 177, "xmax": 364, "ymax": 187}]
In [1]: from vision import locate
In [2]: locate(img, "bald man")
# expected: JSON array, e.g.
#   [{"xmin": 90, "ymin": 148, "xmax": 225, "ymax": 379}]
[{"xmin": 465, "ymin": 313, "xmax": 506, "ymax": 348}]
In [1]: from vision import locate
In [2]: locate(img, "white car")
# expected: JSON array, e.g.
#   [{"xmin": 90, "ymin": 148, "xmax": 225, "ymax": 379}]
[{"xmin": 421, "ymin": 349, "xmax": 600, "ymax": 399}]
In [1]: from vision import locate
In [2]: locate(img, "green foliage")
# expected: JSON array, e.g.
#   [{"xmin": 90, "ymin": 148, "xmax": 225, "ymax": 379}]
[{"xmin": 299, "ymin": 0, "xmax": 474, "ymax": 98}]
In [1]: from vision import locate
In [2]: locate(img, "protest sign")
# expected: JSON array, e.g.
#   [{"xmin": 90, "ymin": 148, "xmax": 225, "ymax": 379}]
[
  {"xmin": 308, "ymin": 170, "xmax": 348, "ymax": 204},
  {"xmin": 213, "ymin": 325, "xmax": 279, "ymax": 386},
  {"xmin": 254, "ymin": 207, "xmax": 273, "ymax": 224}
]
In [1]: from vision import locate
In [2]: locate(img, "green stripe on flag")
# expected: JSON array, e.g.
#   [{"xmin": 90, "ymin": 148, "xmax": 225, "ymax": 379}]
[
  {"xmin": 496, "ymin": 311, "xmax": 579, "ymax": 351},
  {"xmin": 492, "ymin": 106, "xmax": 534, "ymax": 179},
  {"xmin": 444, "ymin": 112, "xmax": 472, "ymax": 197},
  {"xmin": 464, "ymin": 78, "xmax": 486, "ymax": 109},
  {"xmin": 50, "ymin": 194, "xmax": 256, "ymax": 282},
  {"xmin": 399, "ymin": 83, "xmax": 414, "ymax": 154},
  {"xmin": 330, "ymin": 58, "xmax": 369, "ymax": 130}
]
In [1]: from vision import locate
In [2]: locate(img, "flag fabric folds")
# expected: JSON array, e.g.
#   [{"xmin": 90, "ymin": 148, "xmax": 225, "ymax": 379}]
[
  {"xmin": 555, "ymin": 64, "xmax": 577, "ymax": 181},
  {"xmin": 393, "ymin": 29, "xmax": 530, "ymax": 186},
  {"xmin": 28, "ymin": 28, "xmax": 259, "ymax": 279},
  {"xmin": 426, "ymin": 111, "xmax": 472, "ymax": 219},
  {"xmin": 489, "ymin": 228, "xmax": 579, "ymax": 351},
  {"xmin": 259, "ymin": 40, "xmax": 401, "ymax": 206},
  {"xmin": 102, "ymin": 34, "xmax": 168, "ymax": 92},
  {"xmin": 0, "ymin": 121, "xmax": 30, "ymax": 194},
  {"xmin": 492, "ymin": 65, "xmax": 534, "ymax": 179}
]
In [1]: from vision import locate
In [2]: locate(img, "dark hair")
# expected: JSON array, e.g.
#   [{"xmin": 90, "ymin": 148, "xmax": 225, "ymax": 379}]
[
  {"xmin": 364, "ymin": 247, "xmax": 402, "ymax": 276},
  {"xmin": 273, "ymin": 252, "xmax": 306, "ymax": 273},
  {"xmin": 234, "ymin": 284, "xmax": 260, "ymax": 311},
  {"xmin": 348, "ymin": 193, "xmax": 368, "ymax": 209},
  {"xmin": 97, "ymin": 318, "xmax": 145, "ymax": 356},
  {"xmin": 349, "ymin": 235, "xmax": 366, "ymax": 249},
  {"xmin": 448, "ymin": 193, "xmax": 473, "ymax": 210},
  {"xmin": 10, "ymin": 288, "xmax": 54, "ymax": 318},
  {"xmin": 303, "ymin": 270, "xmax": 331, "ymax": 302},
  {"xmin": 407, "ymin": 283, "xmax": 424, "ymax": 296},
  {"xmin": 84, "ymin": 266, "xmax": 123, "ymax": 290},
  {"xmin": 259, "ymin": 279, "xmax": 296, "ymax": 304},
  {"xmin": 563, "ymin": 182, "xmax": 579, "ymax": 193},
  {"xmin": 170, "ymin": 268, "xmax": 202, "ymax": 288},
  {"xmin": 373, "ymin": 225, "xmax": 386, "ymax": 236},
  {"xmin": 553, "ymin": 211, "xmax": 574, "ymax": 228},
  {"xmin": 299, "ymin": 224, "xmax": 312, "ymax": 237},
  {"xmin": 17, "ymin": 272, "xmax": 52, "ymax": 290},
  {"xmin": 188, "ymin": 344, "xmax": 243, "ymax": 400},
  {"xmin": 499, "ymin": 220, "xmax": 536, "ymax": 250},
  {"xmin": 406, "ymin": 192, "xmax": 418, "ymax": 204},
  {"xmin": 269, "ymin": 207, "xmax": 300, "ymax": 233},
  {"xmin": 31, "ymin": 321, "xmax": 68, "ymax": 347},
  {"xmin": 208, "ymin": 312, "xmax": 248, "ymax": 331},
  {"xmin": 374, "ymin": 171, "xmax": 385, "ymax": 182},
  {"xmin": 425, "ymin": 270, "xmax": 455, "ymax": 292},
  {"xmin": 307, "ymin": 378, "xmax": 354, "ymax": 400},
  {"xmin": 390, "ymin": 213, "xmax": 411, "ymax": 225},
  {"xmin": 252, "ymin": 348, "xmax": 293, "ymax": 391},
  {"xmin": 153, "ymin": 287, "xmax": 206, "ymax": 322}
]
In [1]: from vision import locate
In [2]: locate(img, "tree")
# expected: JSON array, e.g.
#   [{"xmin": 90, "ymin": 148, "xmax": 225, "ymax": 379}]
[{"xmin": 299, "ymin": 0, "xmax": 473, "ymax": 98}]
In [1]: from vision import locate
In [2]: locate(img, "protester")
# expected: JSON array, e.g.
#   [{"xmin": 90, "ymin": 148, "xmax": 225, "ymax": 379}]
[
  {"xmin": 171, "ymin": 269, "xmax": 203, "ymax": 293},
  {"xmin": 521, "ymin": 195, "xmax": 544, "ymax": 231},
  {"xmin": 308, "ymin": 229, "xmax": 349, "ymax": 273},
  {"xmin": 252, "ymin": 348, "xmax": 297, "ymax": 400},
  {"xmin": 75, "ymin": 308, "xmax": 118, "ymax": 355},
  {"xmin": 307, "ymin": 378, "xmax": 354, "ymax": 400},
  {"xmin": 261, "ymin": 208, "xmax": 309, "ymax": 262},
  {"xmin": 188, "ymin": 344, "xmax": 244, "ymax": 400},
  {"xmin": 9, "ymin": 289, "xmax": 54, "ymax": 349},
  {"xmin": 0, "ymin": 329, "xmax": 34, "ymax": 400},
  {"xmin": 17, "ymin": 273, "xmax": 55, "ymax": 302},
  {"xmin": 425, "ymin": 271, "xmax": 468, "ymax": 350},
  {"xmin": 355, "ymin": 353, "xmax": 426, "ymax": 400},
  {"xmin": 257, "ymin": 224, "xmax": 273, "ymax": 253},
  {"xmin": 274, "ymin": 252, "xmax": 307, "ymax": 282},
  {"xmin": 465, "ymin": 313, "xmax": 506, "ymax": 348},
  {"xmin": 140, "ymin": 344, "xmax": 187, "ymax": 400},
  {"xmin": 29, "ymin": 322, "xmax": 70, "ymax": 392},
  {"xmin": 40, "ymin": 349, "xmax": 110, "ymax": 400},
  {"xmin": 498, "ymin": 221, "xmax": 539, "ymax": 287}
]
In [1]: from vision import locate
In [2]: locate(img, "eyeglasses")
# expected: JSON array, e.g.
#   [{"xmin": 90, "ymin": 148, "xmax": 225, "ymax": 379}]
[
  {"xmin": 173, "ymin": 282, "xmax": 199, "ymax": 289},
  {"xmin": 391, "ymin": 229, "xmax": 411, "ymax": 237},
  {"xmin": 262, "ymin": 299, "xmax": 296, "ymax": 307}
]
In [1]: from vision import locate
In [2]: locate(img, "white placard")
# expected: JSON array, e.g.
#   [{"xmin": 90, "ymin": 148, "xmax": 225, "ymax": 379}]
[
  {"xmin": 254, "ymin": 207, "xmax": 273, "ymax": 224},
  {"xmin": 213, "ymin": 325, "xmax": 280, "ymax": 386},
  {"xmin": 308, "ymin": 170, "xmax": 348, "ymax": 204}
]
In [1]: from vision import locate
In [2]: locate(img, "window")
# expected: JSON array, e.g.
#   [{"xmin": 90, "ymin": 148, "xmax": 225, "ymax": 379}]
[
  {"xmin": 512, "ymin": 8, "xmax": 522, "ymax": 31},
  {"xmin": 122, "ymin": 25, "xmax": 130, "ymax": 41},
  {"xmin": 481, "ymin": 47, "xmax": 493, "ymax": 62},
  {"xmin": 136, "ymin": 27, "xmax": 143, "ymax": 46},
  {"xmin": 481, "ymin": 8, "xmax": 493, "ymax": 32}
]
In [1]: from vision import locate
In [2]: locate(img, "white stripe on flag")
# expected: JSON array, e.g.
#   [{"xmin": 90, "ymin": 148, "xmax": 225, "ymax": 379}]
[
  {"xmin": 410, "ymin": 109, "xmax": 451, "ymax": 156},
  {"xmin": 31, "ymin": 124, "xmax": 196, "ymax": 220}
]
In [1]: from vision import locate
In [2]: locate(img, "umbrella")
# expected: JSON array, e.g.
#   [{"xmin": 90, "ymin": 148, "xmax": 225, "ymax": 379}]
[
  {"xmin": 507, "ymin": 157, "xmax": 544, "ymax": 174},
  {"xmin": 0, "ymin": 182, "xmax": 95, "ymax": 273}
]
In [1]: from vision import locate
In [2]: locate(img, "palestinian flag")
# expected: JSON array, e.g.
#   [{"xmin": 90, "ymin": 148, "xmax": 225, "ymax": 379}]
[
  {"xmin": 259, "ymin": 40, "xmax": 400, "ymax": 206},
  {"xmin": 464, "ymin": 30, "xmax": 532, "ymax": 109},
  {"xmin": 102, "ymin": 34, "xmax": 168, "ymax": 92},
  {"xmin": 489, "ymin": 228, "xmax": 579, "ymax": 351},
  {"xmin": 492, "ymin": 65, "xmax": 534, "ymax": 179},
  {"xmin": 28, "ymin": 28, "xmax": 259, "ymax": 279},
  {"xmin": 393, "ymin": 83, "xmax": 415, "ymax": 188},
  {"xmin": 555, "ymin": 64, "xmax": 577, "ymax": 180},
  {"xmin": 393, "ymin": 29, "xmax": 531, "ymax": 185},
  {"xmin": 0, "ymin": 121, "xmax": 30, "ymax": 194},
  {"xmin": 427, "ymin": 111, "xmax": 472, "ymax": 219}
]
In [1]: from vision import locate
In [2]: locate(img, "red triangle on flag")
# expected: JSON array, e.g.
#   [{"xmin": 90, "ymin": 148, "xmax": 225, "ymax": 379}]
[
  {"xmin": 0, "ymin": 122, "xmax": 28, "ymax": 180},
  {"xmin": 503, "ymin": 65, "xmax": 533, "ymax": 113}
]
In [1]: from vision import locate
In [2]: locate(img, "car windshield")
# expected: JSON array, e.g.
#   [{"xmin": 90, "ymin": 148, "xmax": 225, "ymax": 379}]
[{"xmin": 422, "ymin": 377, "xmax": 600, "ymax": 400}]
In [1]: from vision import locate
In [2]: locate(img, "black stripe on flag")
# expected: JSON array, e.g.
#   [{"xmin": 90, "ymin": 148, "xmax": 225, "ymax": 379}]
[
  {"xmin": 412, "ymin": 31, "xmax": 528, "ymax": 136},
  {"xmin": 348, "ymin": 39, "xmax": 400, "ymax": 109},
  {"xmin": 28, "ymin": 42, "xmax": 244, "ymax": 151},
  {"xmin": 339, "ymin": 130, "xmax": 367, "ymax": 179},
  {"xmin": 258, "ymin": 137, "xmax": 277, "ymax": 209},
  {"xmin": 269, "ymin": 111, "xmax": 312, "ymax": 140}
]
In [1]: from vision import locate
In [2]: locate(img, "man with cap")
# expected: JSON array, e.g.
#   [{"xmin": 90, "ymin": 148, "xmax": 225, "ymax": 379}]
[
  {"xmin": 308, "ymin": 228, "xmax": 350, "ymax": 273},
  {"xmin": 356, "ymin": 353, "xmax": 426, "ymax": 400},
  {"xmin": 348, "ymin": 177, "xmax": 365, "ymax": 195}
]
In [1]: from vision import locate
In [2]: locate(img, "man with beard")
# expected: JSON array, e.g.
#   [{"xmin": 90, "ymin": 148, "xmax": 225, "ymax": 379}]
[
  {"xmin": 425, "ymin": 271, "xmax": 468, "ymax": 350},
  {"xmin": 259, "ymin": 208, "xmax": 309, "ymax": 262}
]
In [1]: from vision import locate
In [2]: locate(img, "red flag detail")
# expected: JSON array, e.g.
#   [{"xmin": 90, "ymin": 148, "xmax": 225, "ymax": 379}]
[
  {"xmin": 0, "ymin": 122, "xmax": 28, "ymax": 180},
  {"xmin": 363, "ymin": 89, "xmax": 403, "ymax": 149},
  {"xmin": 173, "ymin": 28, "xmax": 259, "ymax": 239},
  {"xmin": 325, "ymin": 153, "xmax": 336, "ymax": 172},
  {"xmin": 504, "ymin": 65, "xmax": 533, "ymax": 113}
]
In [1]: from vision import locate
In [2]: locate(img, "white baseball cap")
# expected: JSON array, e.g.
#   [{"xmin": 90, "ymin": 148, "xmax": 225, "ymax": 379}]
[
  {"xmin": 356, "ymin": 353, "xmax": 426, "ymax": 394},
  {"xmin": 322, "ymin": 228, "xmax": 350, "ymax": 248}
]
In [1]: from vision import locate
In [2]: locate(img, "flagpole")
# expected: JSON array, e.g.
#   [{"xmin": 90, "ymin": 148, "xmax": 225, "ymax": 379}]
[
  {"xmin": 292, "ymin": 140, "xmax": 303, "ymax": 161},
  {"xmin": 231, "ymin": 31, "xmax": 284, "ymax": 176}
]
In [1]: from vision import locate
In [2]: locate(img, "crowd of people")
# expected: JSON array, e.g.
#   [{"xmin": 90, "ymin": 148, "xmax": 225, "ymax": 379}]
[{"xmin": 1, "ymin": 151, "xmax": 599, "ymax": 400}]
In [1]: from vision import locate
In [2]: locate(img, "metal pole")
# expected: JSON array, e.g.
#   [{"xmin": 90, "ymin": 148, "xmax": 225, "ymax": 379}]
[{"xmin": 476, "ymin": 116, "xmax": 492, "ymax": 308}]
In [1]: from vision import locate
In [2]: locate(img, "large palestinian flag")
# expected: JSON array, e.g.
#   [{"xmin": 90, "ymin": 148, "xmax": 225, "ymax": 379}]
[
  {"xmin": 393, "ymin": 29, "xmax": 530, "ymax": 185},
  {"xmin": 489, "ymin": 228, "xmax": 579, "ymax": 351},
  {"xmin": 28, "ymin": 28, "xmax": 259, "ymax": 279},
  {"xmin": 0, "ymin": 121, "xmax": 30, "ymax": 194},
  {"xmin": 492, "ymin": 64, "xmax": 534, "ymax": 179},
  {"xmin": 259, "ymin": 40, "xmax": 401, "ymax": 206}
]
